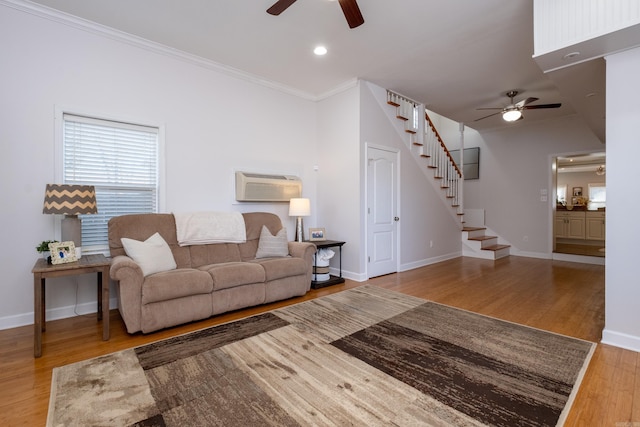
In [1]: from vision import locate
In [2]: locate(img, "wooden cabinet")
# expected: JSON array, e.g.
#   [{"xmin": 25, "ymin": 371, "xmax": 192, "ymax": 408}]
[
  {"xmin": 586, "ymin": 211, "xmax": 606, "ymax": 241},
  {"xmin": 556, "ymin": 210, "xmax": 605, "ymax": 241},
  {"xmin": 555, "ymin": 211, "xmax": 586, "ymax": 239}
]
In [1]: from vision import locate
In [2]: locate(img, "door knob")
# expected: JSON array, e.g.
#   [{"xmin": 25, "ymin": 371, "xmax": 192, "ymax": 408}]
[{"xmin": 394, "ymin": 217, "xmax": 400, "ymax": 221}]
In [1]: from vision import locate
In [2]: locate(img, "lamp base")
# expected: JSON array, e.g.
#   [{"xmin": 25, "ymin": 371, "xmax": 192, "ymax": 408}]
[
  {"xmin": 61, "ymin": 215, "xmax": 82, "ymax": 258},
  {"xmin": 295, "ymin": 217, "xmax": 304, "ymax": 242}
]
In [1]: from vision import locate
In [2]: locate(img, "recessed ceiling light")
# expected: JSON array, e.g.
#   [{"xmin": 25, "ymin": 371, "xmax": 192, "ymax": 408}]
[
  {"xmin": 314, "ymin": 46, "xmax": 328, "ymax": 56},
  {"xmin": 563, "ymin": 51, "xmax": 580, "ymax": 60}
]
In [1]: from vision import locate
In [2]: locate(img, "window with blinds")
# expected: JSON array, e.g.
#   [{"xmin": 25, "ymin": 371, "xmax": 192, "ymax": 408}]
[{"xmin": 63, "ymin": 113, "xmax": 159, "ymax": 253}]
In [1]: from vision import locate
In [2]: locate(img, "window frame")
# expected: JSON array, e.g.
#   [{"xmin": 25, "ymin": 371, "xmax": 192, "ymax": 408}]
[
  {"xmin": 588, "ymin": 182, "xmax": 606, "ymax": 210},
  {"xmin": 54, "ymin": 106, "xmax": 166, "ymax": 254}
]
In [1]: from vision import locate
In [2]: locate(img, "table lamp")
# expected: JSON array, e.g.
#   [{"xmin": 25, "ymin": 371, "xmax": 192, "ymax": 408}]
[
  {"xmin": 289, "ymin": 198, "xmax": 310, "ymax": 242},
  {"xmin": 43, "ymin": 184, "xmax": 97, "ymax": 258}
]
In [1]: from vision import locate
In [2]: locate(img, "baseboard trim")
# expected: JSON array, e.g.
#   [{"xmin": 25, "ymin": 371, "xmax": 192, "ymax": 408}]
[
  {"xmin": 0, "ymin": 297, "xmax": 119, "ymax": 331},
  {"xmin": 399, "ymin": 251, "xmax": 461, "ymax": 272},
  {"xmin": 601, "ymin": 329, "xmax": 640, "ymax": 353},
  {"xmin": 552, "ymin": 252, "xmax": 605, "ymax": 265}
]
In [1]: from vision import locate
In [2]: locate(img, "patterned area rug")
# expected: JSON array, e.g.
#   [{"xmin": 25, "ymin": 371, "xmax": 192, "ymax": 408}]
[{"xmin": 47, "ymin": 285, "xmax": 595, "ymax": 426}]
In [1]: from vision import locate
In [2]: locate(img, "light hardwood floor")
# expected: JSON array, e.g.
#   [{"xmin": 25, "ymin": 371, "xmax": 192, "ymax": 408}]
[{"xmin": 1, "ymin": 256, "xmax": 637, "ymax": 426}]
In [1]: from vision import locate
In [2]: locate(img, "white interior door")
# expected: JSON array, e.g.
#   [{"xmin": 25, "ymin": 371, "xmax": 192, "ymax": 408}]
[{"xmin": 367, "ymin": 146, "xmax": 398, "ymax": 278}]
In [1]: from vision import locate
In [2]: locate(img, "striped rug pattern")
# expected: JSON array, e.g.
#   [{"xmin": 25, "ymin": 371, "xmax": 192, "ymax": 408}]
[{"xmin": 47, "ymin": 286, "xmax": 594, "ymax": 426}]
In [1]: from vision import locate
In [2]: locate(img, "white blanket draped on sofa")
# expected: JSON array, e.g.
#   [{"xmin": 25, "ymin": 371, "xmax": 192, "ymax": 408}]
[{"xmin": 174, "ymin": 211, "xmax": 247, "ymax": 246}]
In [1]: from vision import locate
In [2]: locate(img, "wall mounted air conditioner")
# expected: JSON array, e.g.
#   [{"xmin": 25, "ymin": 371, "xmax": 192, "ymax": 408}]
[{"xmin": 235, "ymin": 171, "xmax": 302, "ymax": 202}]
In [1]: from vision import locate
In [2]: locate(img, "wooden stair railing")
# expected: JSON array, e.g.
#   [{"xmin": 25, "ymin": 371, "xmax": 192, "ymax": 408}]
[{"xmin": 387, "ymin": 90, "xmax": 463, "ymax": 221}]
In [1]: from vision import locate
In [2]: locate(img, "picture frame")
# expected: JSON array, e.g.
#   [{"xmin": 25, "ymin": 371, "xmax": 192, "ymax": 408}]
[
  {"xmin": 309, "ymin": 227, "xmax": 326, "ymax": 241},
  {"xmin": 49, "ymin": 241, "xmax": 77, "ymax": 264},
  {"xmin": 572, "ymin": 187, "xmax": 583, "ymax": 197}
]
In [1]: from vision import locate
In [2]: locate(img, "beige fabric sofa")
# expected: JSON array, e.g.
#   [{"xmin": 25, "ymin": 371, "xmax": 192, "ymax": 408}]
[{"xmin": 108, "ymin": 212, "xmax": 315, "ymax": 333}]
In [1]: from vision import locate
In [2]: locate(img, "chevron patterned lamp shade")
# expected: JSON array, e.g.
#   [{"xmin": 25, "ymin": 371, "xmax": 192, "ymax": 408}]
[
  {"xmin": 42, "ymin": 184, "xmax": 97, "ymax": 215},
  {"xmin": 43, "ymin": 184, "xmax": 97, "ymax": 258}
]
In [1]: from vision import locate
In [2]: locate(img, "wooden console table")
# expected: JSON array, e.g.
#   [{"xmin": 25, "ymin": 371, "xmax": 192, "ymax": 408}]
[{"xmin": 32, "ymin": 254, "xmax": 111, "ymax": 357}]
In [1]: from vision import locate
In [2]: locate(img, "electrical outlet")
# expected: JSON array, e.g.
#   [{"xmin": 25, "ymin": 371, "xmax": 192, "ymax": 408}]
[{"xmin": 429, "ymin": 240, "xmax": 433, "ymax": 248}]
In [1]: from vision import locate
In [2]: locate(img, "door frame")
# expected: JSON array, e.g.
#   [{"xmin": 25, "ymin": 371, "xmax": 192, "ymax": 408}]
[{"xmin": 364, "ymin": 143, "xmax": 401, "ymax": 278}]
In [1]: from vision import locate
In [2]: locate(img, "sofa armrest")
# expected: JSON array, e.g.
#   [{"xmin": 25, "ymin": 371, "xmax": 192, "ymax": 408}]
[
  {"xmin": 288, "ymin": 241, "xmax": 316, "ymax": 262},
  {"xmin": 110, "ymin": 255, "xmax": 144, "ymax": 333},
  {"xmin": 288, "ymin": 241, "xmax": 316, "ymax": 287}
]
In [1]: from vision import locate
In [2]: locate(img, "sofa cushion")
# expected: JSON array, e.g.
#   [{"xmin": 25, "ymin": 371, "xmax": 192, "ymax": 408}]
[
  {"xmin": 199, "ymin": 262, "xmax": 266, "ymax": 291},
  {"xmin": 255, "ymin": 225, "xmax": 289, "ymax": 259},
  {"xmin": 189, "ymin": 243, "xmax": 242, "ymax": 268},
  {"xmin": 251, "ymin": 257, "xmax": 308, "ymax": 281},
  {"xmin": 238, "ymin": 212, "xmax": 284, "ymax": 261},
  {"xmin": 141, "ymin": 269, "xmax": 213, "ymax": 304},
  {"xmin": 121, "ymin": 232, "xmax": 177, "ymax": 277}
]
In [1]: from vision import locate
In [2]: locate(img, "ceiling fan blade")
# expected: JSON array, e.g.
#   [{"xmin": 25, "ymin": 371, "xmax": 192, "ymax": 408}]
[
  {"xmin": 338, "ymin": 0, "xmax": 365, "ymax": 28},
  {"xmin": 476, "ymin": 107, "xmax": 504, "ymax": 111},
  {"xmin": 515, "ymin": 97, "xmax": 538, "ymax": 108},
  {"xmin": 523, "ymin": 103, "xmax": 562, "ymax": 109},
  {"xmin": 474, "ymin": 111, "xmax": 502, "ymax": 122},
  {"xmin": 267, "ymin": 0, "xmax": 297, "ymax": 15}
]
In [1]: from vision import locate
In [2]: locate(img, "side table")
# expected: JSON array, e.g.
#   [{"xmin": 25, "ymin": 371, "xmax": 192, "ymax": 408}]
[
  {"xmin": 306, "ymin": 240, "xmax": 346, "ymax": 289},
  {"xmin": 32, "ymin": 253, "xmax": 111, "ymax": 357}
]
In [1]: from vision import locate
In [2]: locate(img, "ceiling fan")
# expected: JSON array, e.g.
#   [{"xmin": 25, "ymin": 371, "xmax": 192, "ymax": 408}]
[
  {"xmin": 267, "ymin": 0, "xmax": 365, "ymax": 29},
  {"xmin": 474, "ymin": 90, "xmax": 561, "ymax": 122}
]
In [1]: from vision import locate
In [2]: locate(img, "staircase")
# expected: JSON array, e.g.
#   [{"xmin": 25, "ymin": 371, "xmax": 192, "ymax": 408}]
[
  {"xmin": 462, "ymin": 227, "xmax": 511, "ymax": 260},
  {"xmin": 386, "ymin": 90, "xmax": 510, "ymax": 260},
  {"xmin": 386, "ymin": 91, "xmax": 464, "ymax": 224}
]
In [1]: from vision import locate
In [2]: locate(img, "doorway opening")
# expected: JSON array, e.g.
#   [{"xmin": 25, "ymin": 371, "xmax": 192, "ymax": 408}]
[{"xmin": 553, "ymin": 152, "xmax": 606, "ymax": 258}]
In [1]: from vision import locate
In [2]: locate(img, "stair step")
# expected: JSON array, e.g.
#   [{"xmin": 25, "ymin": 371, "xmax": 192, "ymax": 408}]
[
  {"xmin": 405, "ymin": 129, "xmax": 416, "ymax": 134},
  {"xmin": 387, "ymin": 100, "xmax": 400, "ymax": 107},
  {"xmin": 468, "ymin": 235, "xmax": 497, "ymax": 242},
  {"xmin": 483, "ymin": 244, "xmax": 511, "ymax": 251},
  {"xmin": 396, "ymin": 115, "xmax": 408, "ymax": 121},
  {"xmin": 412, "ymin": 142, "xmax": 423, "ymax": 146},
  {"xmin": 462, "ymin": 227, "xmax": 486, "ymax": 232},
  {"xmin": 420, "ymin": 154, "xmax": 430, "ymax": 158}
]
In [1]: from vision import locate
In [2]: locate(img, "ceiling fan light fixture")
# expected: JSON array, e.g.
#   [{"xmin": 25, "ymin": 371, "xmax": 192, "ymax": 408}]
[
  {"xmin": 596, "ymin": 165, "xmax": 605, "ymax": 175},
  {"xmin": 503, "ymin": 109, "xmax": 522, "ymax": 122},
  {"xmin": 313, "ymin": 46, "xmax": 328, "ymax": 56}
]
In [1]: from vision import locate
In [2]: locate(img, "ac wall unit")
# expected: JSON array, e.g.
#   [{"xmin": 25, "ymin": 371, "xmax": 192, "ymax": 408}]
[{"xmin": 235, "ymin": 171, "xmax": 302, "ymax": 202}]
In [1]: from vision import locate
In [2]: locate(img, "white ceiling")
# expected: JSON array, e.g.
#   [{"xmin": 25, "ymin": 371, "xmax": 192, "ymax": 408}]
[{"xmin": 25, "ymin": 0, "xmax": 606, "ymax": 137}]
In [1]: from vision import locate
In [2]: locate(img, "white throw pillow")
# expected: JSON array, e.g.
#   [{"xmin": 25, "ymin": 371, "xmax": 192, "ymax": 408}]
[
  {"xmin": 121, "ymin": 232, "xmax": 177, "ymax": 277},
  {"xmin": 255, "ymin": 225, "xmax": 289, "ymax": 259}
]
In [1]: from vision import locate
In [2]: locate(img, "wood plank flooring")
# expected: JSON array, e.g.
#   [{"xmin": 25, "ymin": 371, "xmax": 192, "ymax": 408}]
[{"xmin": 1, "ymin": 256, "xmax": 636, "ymax": 426}]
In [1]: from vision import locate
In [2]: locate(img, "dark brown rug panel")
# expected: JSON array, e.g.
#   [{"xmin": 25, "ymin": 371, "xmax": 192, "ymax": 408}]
[
  {"xmin": 331, "ymin": 303, "xmax": 594, "ymax": 427},
  {"xmin": 135, "ymin": 312, "xmax": 289, "ymax": 370},
  {"xmin": 390, "ymin": 302, "xmax": 593, "ymax": 384}
]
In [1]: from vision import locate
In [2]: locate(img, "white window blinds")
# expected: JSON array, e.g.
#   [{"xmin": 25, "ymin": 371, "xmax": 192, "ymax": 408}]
[{"xmin": 63, "ymin": 113, "xmax": 159, "ymax": 253}]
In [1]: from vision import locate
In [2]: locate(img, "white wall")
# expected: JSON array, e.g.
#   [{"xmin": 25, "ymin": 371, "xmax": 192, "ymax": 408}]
[
  {"xmin": 0, "ymin": 5, "xmax": 317, "ymax": 328},
  {"xmin": 463, "ymin": 115, "xmax": 604, "ymax": 257},
  {"xmin": 602, "ymin": 46, "xmax": 640, "ymax": 352},
  {"xmin": 360, "ymin": 82, "xmax": 462, "ymax": 272},
  {"xmin": 316, "ymin": 84, "xmax": 361, "ymax": 279}
]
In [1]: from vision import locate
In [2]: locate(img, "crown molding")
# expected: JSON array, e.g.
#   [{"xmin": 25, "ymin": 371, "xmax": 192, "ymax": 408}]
[
  {"xmin": 316, "ymin": 78, "xmax": 360, "ymax": 101},
  {"xmin": 1, "ymin": 0, "xmax": 331, "ymax": 101}
]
